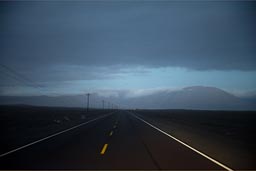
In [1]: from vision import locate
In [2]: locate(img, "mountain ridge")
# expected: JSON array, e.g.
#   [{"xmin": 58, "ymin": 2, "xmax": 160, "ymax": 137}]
[{"xmin": 0, "ymin": 86, "xmax": 255, "ymax": 110}]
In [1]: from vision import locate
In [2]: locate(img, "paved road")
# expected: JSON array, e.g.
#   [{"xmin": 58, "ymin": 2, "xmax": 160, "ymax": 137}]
[{"xmin": 0, "ymin": 110, "xmax": 230, "ymax": 170}]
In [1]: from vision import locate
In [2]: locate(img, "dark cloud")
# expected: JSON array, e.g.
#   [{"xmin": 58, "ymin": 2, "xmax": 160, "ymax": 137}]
[
  {"xmin": 20, "ymin": 65, "xmax": 150, "ymax": 82},
  {"xmin": 1, "ymin": 1, "xmax": 256, "ymax": 72}
]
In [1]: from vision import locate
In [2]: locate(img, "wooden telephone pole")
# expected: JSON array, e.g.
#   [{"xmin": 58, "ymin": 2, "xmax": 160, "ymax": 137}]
[{"xmin": 86, "ymin": 93, "xmax": 90, "ymax": 112}]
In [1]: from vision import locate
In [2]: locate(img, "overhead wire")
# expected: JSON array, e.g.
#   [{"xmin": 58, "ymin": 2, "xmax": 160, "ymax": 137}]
[
  {"xmin": 0, "ymin": 64, "xmax": 81, "ymax": 107},
  {"xmin": 0, "ymin": 64, "xmax": 120, "ymax": 110}
]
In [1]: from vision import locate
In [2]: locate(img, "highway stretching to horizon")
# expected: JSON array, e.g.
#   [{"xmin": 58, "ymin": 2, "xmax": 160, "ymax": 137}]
[{"xmin": 0, "ymin": 110, "xmax": 232, "ymax": 170}]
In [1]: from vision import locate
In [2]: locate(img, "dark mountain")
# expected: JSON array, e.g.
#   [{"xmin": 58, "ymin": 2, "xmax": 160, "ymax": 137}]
[
  {"xmin": 0, "ymin": 86, "xmax": 255, "ymax": 110},
  {"xmin": 127, "ymin": 86, "xmax": 254, "ymax": 110}
]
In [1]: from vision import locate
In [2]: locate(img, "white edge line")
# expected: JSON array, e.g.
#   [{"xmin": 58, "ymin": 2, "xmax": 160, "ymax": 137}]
[
  {"xmin": 129, "ymin": 111, "xmax": 234, "ymax": 171},
  {"xmin": 0, "ymin": 112, "xmax": 115, "ymax": 158}
]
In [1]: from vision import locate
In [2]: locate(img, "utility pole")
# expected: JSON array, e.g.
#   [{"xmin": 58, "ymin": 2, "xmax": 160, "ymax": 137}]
[
  {"xmin": 86, "ymin": 93, "xmax": 90, "ymax": 112},
  {"xmin": 102, "ymin": 100, "xmax": 105, "ymax": 109}
]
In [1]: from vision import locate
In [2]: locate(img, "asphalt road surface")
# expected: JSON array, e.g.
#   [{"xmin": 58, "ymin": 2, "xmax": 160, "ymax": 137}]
[{"xmin": 0, "ymin": 110, "xmax": 232, "ymax": 170}]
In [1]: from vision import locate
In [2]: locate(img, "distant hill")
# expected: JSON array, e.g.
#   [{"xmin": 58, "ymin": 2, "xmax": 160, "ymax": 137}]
[
  {"xmin": 0, "ymin": 86, "xmax": 255, "ymax": 110},
  {"xmin": 126, "ymin": 86, "xmax": 255, "ymax": 110}
]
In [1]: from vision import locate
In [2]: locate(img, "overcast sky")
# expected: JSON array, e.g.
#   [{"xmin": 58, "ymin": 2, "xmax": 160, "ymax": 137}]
[{"xmin": 0, "ymin": 1, "xmax": 256, "ymax": 96}]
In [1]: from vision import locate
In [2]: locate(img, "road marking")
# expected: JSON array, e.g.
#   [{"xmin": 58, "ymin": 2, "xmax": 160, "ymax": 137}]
[
  {"xmin": 0, "ymin": 112, "xmax": 115, "ymax": 158},
  {"xmin": 130, "ymin": 112, "xmax": 234, "ymax": 171},
  {"xmin": 109, "ymin": 131, "xmax": 113, "ymax": 136},
  {"xmin": 100, "ymin": 144, "xmax": 108, "ymax": 155}
]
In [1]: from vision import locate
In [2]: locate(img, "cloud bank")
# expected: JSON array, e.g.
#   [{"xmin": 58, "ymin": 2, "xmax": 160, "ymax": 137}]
[{"xmin": 1, "ymin": 1, "xmax": 255, "ymax": 71}]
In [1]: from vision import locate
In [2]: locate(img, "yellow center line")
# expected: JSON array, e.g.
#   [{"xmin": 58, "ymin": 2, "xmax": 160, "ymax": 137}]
[
  {"xmin": 109, "ymin": 131, "xmax": 113, "ymax": 136},
  {"xmin": 100, "ymin": 144, "xmax": 108, "ymax": 155}
]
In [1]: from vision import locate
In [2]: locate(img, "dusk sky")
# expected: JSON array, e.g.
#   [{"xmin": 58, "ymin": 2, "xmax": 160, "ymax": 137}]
[{"xmin": 1, "ymin": 1, "xmax": 256, "ymax": 97}]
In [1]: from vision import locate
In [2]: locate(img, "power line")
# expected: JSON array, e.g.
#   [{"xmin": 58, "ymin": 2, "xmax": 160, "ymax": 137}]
[
  {"xmin": 0, "ymin": 64, "xmax": 80, "ymax": 106},
  {"xmin": 0, "ymin": 64, "xmax": 43, "ymax": 88},
  {"xmin": 1, "ymin": 64, "xmax": 122, "ymax": 110}
]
